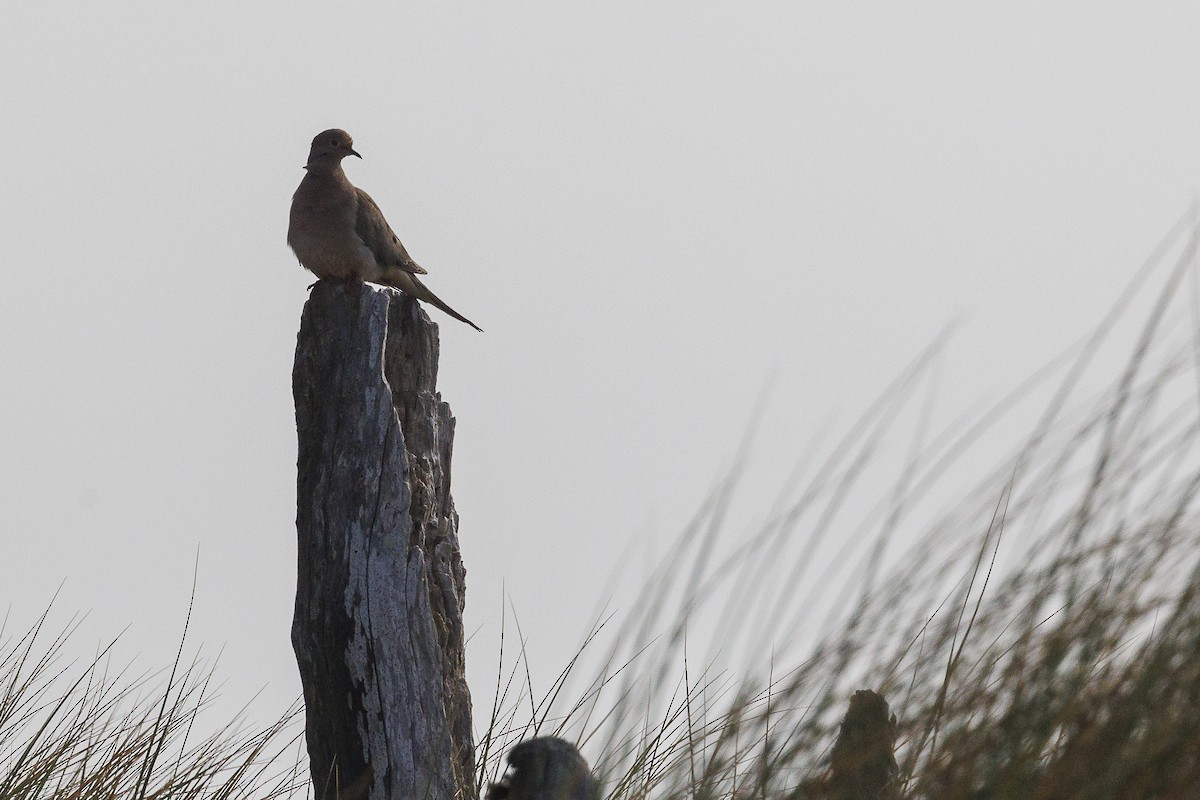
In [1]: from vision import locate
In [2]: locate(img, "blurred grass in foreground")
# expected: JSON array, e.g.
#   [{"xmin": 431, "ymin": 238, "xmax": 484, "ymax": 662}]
[{"xmin": 478, "ymin": 212, "xmax": 1200, "ymax": 799}]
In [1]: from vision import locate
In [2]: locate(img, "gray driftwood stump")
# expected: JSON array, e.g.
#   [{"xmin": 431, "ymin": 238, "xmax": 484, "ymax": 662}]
[{"xmin": 292, "ymin": 281, "xmax": 474, "ymax": 800}]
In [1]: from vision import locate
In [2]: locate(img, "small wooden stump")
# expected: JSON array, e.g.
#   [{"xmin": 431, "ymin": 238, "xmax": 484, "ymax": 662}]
[
  {"xmin": 487, "ymin": 737, "xmax": 600, "ymax": 800},
  {"xmin": 827, "ymin": 689, "xmax": 899, "ymax": 800}
]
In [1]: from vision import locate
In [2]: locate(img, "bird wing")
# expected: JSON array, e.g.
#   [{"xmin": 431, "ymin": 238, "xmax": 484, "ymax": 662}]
[{"xmin": 354, "ymin": 188, "xmax": 427, "ymax": 275}]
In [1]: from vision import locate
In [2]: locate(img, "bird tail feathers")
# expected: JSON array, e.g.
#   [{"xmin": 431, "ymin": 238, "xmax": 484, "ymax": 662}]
[{"xmin": 382, "ymin": 271, "xmax": 483, "ymax": 332}]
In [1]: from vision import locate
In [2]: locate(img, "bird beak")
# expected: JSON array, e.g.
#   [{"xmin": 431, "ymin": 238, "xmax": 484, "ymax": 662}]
[{"xmin": 348, "ymin": 147, "xmax": 362, "ymax": 159}]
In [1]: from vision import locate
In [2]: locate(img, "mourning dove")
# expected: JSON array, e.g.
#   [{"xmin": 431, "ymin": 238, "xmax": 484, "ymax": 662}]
[{"xmin": 288, "ymin": 128, "xmax": 483, "ymax": 332}]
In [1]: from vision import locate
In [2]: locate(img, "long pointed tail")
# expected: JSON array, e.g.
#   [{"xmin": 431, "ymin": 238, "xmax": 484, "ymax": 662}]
[{"xmin": 382, "ymin": 271, "xmax": 483, "ymax": 332}]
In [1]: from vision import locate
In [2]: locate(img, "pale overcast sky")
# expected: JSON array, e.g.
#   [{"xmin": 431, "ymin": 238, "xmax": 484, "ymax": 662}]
[{"xmin": 2, "ymin": 3, "xmax": 1200, "ymax": 742}]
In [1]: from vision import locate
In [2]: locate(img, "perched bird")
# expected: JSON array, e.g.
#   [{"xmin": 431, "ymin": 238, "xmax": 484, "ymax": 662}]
[{"xmin": 288, "ymin": 128, "xmax": 482, "ymax": 331}]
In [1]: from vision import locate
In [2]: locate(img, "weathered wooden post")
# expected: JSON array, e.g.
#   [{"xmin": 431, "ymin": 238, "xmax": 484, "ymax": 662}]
[{"xmin": 292, "ymin": 281, "xmax": 475, "ymax": 800}]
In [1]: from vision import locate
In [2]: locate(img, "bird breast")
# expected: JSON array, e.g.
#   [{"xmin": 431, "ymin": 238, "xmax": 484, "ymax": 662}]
[{"xmin": 288, "ymin": 175, "xmax": 374, "ymax": 280}]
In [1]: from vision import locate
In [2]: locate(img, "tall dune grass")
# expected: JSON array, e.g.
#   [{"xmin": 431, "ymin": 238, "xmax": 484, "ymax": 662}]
[{"xmin": 0, "ymin": 605, "xmax": 305, "ymax": 799}]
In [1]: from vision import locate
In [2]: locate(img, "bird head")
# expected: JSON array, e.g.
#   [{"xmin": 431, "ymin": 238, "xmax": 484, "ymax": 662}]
[{"xmin": 304, "ymin": 129, "xmax": 362, "ymax": 170}]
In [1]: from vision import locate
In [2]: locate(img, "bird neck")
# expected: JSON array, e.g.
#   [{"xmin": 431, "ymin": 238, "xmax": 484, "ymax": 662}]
[{"xmin": 304, "ymin": 158, "xmax": 347, "ymax": 179}]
